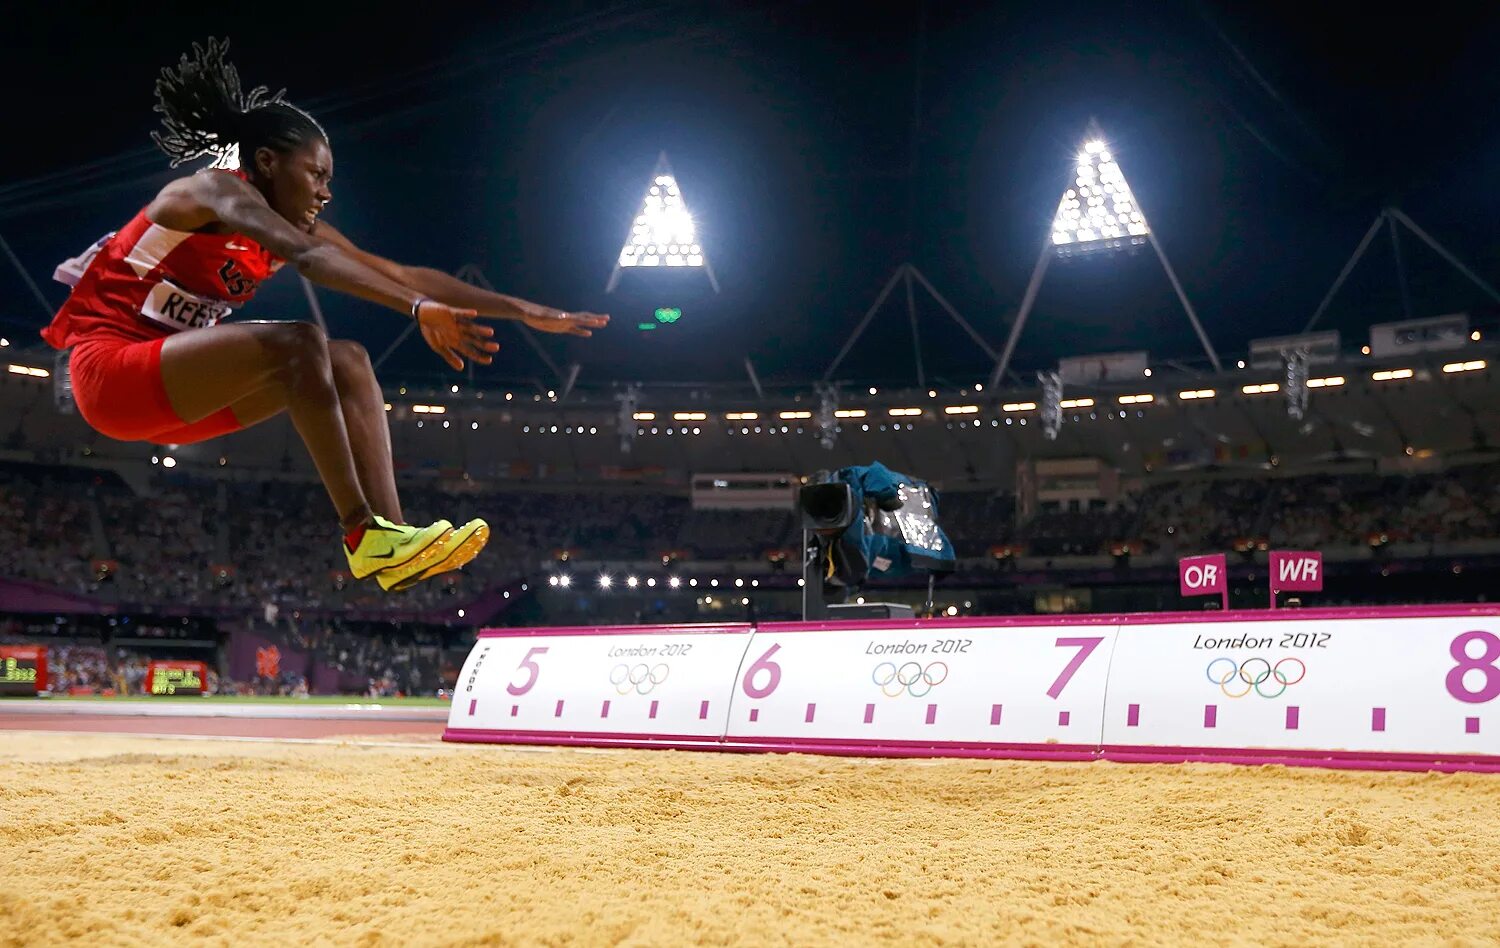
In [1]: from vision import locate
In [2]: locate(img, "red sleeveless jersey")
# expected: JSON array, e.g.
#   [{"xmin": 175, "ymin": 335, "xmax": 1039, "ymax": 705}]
[{"xmin": 41, "ymin": 170, "xmax": 285, "ymax": 350}]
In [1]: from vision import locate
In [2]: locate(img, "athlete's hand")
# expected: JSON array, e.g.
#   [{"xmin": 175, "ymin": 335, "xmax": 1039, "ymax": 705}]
[
  {"xmin": 520, "ymin": 309, "xmax": 610, "ymax": 337},
  {"xmin": 416, "ymin": 301, "xmax": 499, "ymax": 371}
]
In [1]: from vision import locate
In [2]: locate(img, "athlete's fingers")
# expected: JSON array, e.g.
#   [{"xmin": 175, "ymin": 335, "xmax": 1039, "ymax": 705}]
[{"xmin": 462, "ymin": 341, "xmax": 495, "ymax": 361}]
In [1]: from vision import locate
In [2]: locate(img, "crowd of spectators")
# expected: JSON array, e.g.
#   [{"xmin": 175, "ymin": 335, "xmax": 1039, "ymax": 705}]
[{"xmin": 4, "ymin": 460, "xmax": 1500, "ymax": 614}]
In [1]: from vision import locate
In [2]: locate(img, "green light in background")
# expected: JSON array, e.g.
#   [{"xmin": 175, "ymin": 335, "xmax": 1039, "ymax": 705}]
[
  {"xmin": 654, "ymin": 307, "xmax": 683, "ymax": 324},
  {"xmin": 637, "ymin": 322, "xmax": 658, "ymax": 331}
]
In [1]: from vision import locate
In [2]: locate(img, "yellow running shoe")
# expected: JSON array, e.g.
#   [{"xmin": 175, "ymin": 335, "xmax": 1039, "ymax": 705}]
[
  {"xmin": 381, "ymin": 518, "xmax": 490, "ymax": 592},
  {"xmin": 344, "ymin": 515, "xmax": 452, "ymax": 580}
]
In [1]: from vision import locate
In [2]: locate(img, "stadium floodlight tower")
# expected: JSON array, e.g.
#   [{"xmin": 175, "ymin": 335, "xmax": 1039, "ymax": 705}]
[
  {"xmin": 989, "ymin": 125, "xmax": 1223, "ymax": 390},
  {"xmin": 606, "ymin": 151, "xmax": 719, "ymax": 294}
]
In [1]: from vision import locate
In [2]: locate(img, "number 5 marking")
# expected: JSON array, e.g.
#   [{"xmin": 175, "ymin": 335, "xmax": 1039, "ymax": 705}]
[
  {"xmin": 507, "ymin": 647, "xmax": 549, "ymax": 696},
  {"xmin": 1048, "ymin": 637, "xmax": 1103, "ymax": 699}
]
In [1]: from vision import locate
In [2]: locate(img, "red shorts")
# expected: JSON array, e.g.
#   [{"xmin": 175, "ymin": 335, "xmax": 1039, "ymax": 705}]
[{"xmin": 69, "ymin": 336, "xmax": 245, "ymax": 446}]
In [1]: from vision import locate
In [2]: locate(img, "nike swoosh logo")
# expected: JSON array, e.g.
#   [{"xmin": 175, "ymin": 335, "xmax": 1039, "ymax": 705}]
[{"xmin": 226, "ymin": 242, "xmax": 251, "ymax": 251}]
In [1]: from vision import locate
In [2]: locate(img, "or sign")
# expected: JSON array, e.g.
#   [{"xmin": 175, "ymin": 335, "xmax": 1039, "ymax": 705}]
[
  {"xmin": 1178, "ymin": 554, "xmax": 1227, "ymax": 602},
  {"xmin": 0, "ymin": 645, "xmax": 46, "ymax": 696},
  {"xmin": 1270, "ymin": 550, "xmax": 1323, "ymax": 594},
  {"xmin": 146, "ymin": 660, "xmax": 207, "ymax": 696}
]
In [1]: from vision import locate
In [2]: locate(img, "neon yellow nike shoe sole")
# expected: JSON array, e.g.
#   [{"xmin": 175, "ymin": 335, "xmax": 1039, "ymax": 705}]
[{"xmin": 381, "ymin": 519, "xmax": 490, "ymax": 593}]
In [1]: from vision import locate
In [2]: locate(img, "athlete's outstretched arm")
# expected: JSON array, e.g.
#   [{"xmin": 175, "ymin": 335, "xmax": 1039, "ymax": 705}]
[
  {"xmin": 314, "ymin": 223, "xmax": 610, "ymax": 338},
  {"xmin": 150, "ymin": 173, "xmax": 497, "ymax": 370}
]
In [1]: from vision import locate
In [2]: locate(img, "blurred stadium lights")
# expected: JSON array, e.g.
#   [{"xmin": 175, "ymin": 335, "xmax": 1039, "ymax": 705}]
[
  {"xmin": 616, "ymin": 384, "xmax": 642, "ymax": 454},
  {"xmin": 817, "ymin": 383, "xmax": 839, "ymax": 449},
  {"xmin": 1372, "ymin": 368, "xmax": 1414, "ymax": 381},
  {"xmin": 1443, "ymin": 360, "xmax": 1487, "ymax": 373},
  {"xmin": 606, "ymin": 151, "xmax": 720, "ymax": 293},
  {"xmin": 1285, "ymin": 349, "xmax": 1310, "ymax": 419},
  {"xmin": 1039, "ymin": 370, "xmax": 1063, "ymax": 441}
]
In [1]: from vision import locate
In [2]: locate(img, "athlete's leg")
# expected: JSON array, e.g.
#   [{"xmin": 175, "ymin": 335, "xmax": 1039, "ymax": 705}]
[
  {"xmin": 202, "ymin": 339, "xmax": 404, "ymax": 523},
  {"xmin": 328, "ymin": 340, "xmax": 403, "ymax": 524},
  {"xmin": 158, "ymin": 321, "xmax": 369, "ymax": 527}
]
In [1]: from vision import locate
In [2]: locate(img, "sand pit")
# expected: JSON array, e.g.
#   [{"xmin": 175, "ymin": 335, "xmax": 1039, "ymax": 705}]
[{"xmin": 3, "ymin": 730, "xmax": 1499, "ymax": 946}]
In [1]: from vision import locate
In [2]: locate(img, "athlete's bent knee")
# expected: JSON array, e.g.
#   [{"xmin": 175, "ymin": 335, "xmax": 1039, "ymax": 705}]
[
  {"xmin": 328, "ymin": 339, "xmax": 373, "ymax": 378},
  {"xmin": 263, "ymin": 322, "xmax": 332, "ymax": 385}
]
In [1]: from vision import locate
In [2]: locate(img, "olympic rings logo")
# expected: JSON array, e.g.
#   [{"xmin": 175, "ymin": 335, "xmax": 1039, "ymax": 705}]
[
  {"xmin": 1205, "ymin": 656, "xmax": 1306, "ymax": 699},
  {"xmin": 610, "ymin": 663, "xmax": 670, "ymax": 696},
  {"xmin": 872, "ymin": 661, "xmax": 948, "ymax": 698}
]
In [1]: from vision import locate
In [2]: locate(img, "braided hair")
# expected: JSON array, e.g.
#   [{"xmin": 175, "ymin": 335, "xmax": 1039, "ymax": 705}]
[{"xmin": 151, "ymin": 37, "xmax": 328, "ymax": 171}]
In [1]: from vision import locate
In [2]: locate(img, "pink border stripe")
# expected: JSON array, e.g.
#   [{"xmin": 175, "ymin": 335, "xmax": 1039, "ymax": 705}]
[
  {"xmin": 757, "ymin": 602, "xmax": 1500, "ymax": 634},
  {"xmin": 478, "ymin": 623, "xmax": 752, "ymax": 639},
  {"xmin": 1100, "ymin": 742, "xmax": 1500, "ymax": 765},
  {"xmin": 441, "ymin": 731, "xmax": 1500, "ymax": 773},
  {"xmin": 445, "ymin": 727, "xmax": 722, "ymax": 743},
  {"xmin": 1101, "ymin": 744, "xmax": 1500, "ymax": 773},
  {"xmin": 476, "ymin": 603, "xmax": 1500, "ymax": 641}
]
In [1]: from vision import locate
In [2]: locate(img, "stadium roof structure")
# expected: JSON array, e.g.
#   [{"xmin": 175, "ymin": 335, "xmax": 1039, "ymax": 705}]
[{"xmin": 992, "ymin": 123, "xmax": 1223, "ymax": 389}]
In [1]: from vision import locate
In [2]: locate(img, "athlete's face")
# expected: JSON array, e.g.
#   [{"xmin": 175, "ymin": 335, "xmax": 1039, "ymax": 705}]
[{"xmin": 256, "ymin": 138, "xmax": 334, "ymax": 233}]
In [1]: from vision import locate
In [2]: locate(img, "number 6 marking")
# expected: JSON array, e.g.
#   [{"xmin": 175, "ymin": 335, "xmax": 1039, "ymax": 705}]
[
  {"xmin": 1048, "ymin": 637, "xmax": 1103, "ymax": 699},
  {"xmin": 507, "ymin": 647, "xmax": 549, "ymax": 696},
  {"xmin": 741, "ymin": 644, "xmax": 782, "ymax": 699}
]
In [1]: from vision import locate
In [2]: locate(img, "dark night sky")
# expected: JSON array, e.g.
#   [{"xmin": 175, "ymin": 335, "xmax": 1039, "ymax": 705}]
[{"xmin": 3, "ymin": 1, "xmax": 1499, "ymax": 390}]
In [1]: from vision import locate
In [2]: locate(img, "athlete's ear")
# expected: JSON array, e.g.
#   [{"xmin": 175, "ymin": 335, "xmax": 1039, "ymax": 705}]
[{"xmin": 252, "ymin": 146, "xmax": 278, "ymax": 179}]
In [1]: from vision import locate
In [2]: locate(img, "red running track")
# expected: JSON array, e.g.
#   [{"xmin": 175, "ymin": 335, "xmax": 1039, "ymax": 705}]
[{"xmin": 0, "ymin": 713, "xmax": 444, "ymax": 739}]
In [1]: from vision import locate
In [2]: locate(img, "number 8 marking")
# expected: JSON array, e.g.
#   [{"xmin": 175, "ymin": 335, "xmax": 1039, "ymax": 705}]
[{"xmin": 1446, "ymin": 631, "xmax": 1500, "ymax": 704}]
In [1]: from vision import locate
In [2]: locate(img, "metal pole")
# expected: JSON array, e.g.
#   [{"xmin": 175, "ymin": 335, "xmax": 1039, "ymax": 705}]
[
  {"xmin": 989, "ymin": 242, "xmax": 1051, "ymax": 390},
  {"xmin": 0, "ymin": 232, "xmax": 55, "ymax": 317},
  {"xmin": 903, "ymin": 268, "xmax": 926, "ymax": 390},
  {"xmin": 1387, "ymin": 213, "xmax": 1414, "ymax": 320},
  {"xmin": 744, "ymin": 356, "xmax": 765, "ymax": 401},
  {"xmin": 908, "ymin": 267, "xmax": 1001, "ymax": 362},
  {"xmin": 801, "ymin": 529, "xmax": 826, "ymax": 620},
  {"xmin": 1387, "ymin": 207, "xmax": 1500, "ymax": 304},
  {"xmin": 1301, "ymin": 213, "xmax": 1386, "ymax": 333},
  {"xmin": 560, "ymin": 362, "xmax": 581, "ymax": 401},
  {"xmin": 1148, "ymin": 232, "xmax": 1223, "ymax": 372},
  {"xmin": 372, "ymin": 321, "xmax": 419, "ymax": 370},
  {"xmin": 462, "ymin": 265, "xmax": 565, "ymax": 380},
  {"xmin": 299, "ymin": 276, "xmax": 329, "ymax": 335},
  {"xmin": 822, "ymin": 266, "xmax": 906, "ymax": 382}
]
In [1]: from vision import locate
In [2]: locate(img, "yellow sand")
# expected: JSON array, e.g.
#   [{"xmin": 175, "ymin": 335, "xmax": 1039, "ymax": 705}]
[{"xmin": 2, "ymin": 731, "xmax": 1499, "ymax": 947}]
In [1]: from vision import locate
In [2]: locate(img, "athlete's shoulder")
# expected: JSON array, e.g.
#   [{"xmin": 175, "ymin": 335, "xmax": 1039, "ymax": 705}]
[{"xmin": 151, "ymin": 169, "xmax": 259, "ymax": 231}]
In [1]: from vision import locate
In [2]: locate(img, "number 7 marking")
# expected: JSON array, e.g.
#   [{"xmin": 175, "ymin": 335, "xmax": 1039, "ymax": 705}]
[{"xmin": 1048, "ymin": 637, "xmax": 1103, "ymax": 699}]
